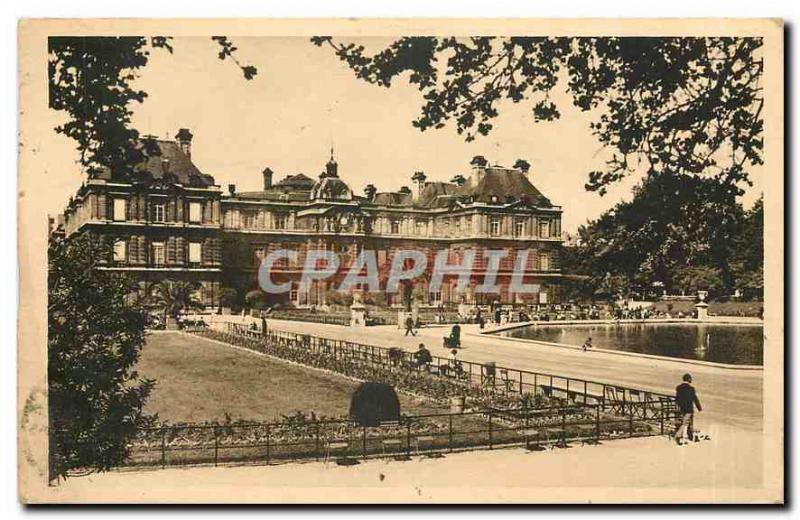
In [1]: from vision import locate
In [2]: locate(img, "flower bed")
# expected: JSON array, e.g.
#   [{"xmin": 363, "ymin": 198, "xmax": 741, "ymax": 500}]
[
  {"xmin": 192, "ymin": 328, "xmax": 568, "ymax": 411},
  {"xmin": 115, "ymin": 328, "xmax": 672, "ymax": 468}
]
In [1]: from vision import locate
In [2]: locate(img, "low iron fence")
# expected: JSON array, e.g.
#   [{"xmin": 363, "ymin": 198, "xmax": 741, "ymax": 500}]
[
  {"xmin": 123, "ymin": 402, "xmax": 675, "ymax": 469},
  {"xmin": 92, "ymin": 324, "xmax": 681, "ymax": 470},
  {"xmin": 212, "ymin": 324, "xmax": 677, "ymax": 422}
]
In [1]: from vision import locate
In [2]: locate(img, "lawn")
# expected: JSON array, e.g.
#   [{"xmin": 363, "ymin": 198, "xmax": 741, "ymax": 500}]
[{"xmin": 136, "ymin": 332, "xmax": 443, "ymax": 424}]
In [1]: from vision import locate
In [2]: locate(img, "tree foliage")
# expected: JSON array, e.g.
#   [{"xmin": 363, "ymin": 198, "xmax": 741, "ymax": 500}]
[
  {"xmin": 48, "ymin": 36, "xmax": 257, "ymax": 179},
  {"xmin": 48, "ymin": 234, "xmax": 154, "ymax": 478},
  {"xmin": 562, "ymin": 174, "xmax": 762, "ymax": 300},
  {"xmin": 151, "ymin": 280, "xmax": 201, "ymax": 319},
  {"xmin": 313, "ymin": 36, "xmax": 763, "ymax": 194}
]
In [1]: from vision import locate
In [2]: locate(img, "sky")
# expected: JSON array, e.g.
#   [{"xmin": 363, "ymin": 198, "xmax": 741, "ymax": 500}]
[{"xmin": 40, "ymin": 36, "xmax": 764, "ymax": 233}]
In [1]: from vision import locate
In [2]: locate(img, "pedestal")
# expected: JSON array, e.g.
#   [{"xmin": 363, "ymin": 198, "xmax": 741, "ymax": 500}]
[{"xmin": 350, "ymin": 302, "xmax": 367, "ymax": 327}]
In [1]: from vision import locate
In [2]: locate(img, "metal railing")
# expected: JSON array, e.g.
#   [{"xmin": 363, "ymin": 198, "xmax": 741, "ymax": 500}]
[
  {"xmin": 121, "ymin": 402, "xmax": 675, "ymax": 469},
  {"xmin": 202, "ymin": 324, "xmax": 677, "ymax": 422}
]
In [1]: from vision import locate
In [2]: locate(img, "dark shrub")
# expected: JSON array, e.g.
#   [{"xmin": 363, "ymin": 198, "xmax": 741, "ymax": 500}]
[{"xmin": 349, "ymin": 382, "xmax": 401, "ymax": 426}]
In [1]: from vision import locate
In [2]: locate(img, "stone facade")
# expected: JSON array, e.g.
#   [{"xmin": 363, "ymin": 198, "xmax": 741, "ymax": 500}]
[{"xmin": 59, "ymin": 131, "xmax": 564, "ymax": 309}]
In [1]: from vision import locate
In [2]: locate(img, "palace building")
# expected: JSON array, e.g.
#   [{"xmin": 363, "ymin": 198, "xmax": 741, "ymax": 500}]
[{"xmin": 59, "ymin": 129, "xmax": 564, "ymax": 308}]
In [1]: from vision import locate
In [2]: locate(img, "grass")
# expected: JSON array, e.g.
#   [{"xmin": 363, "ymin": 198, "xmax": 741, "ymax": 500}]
[{"xmin": 136, "ymin": 332, "xmax": 445, "ymax": 424}]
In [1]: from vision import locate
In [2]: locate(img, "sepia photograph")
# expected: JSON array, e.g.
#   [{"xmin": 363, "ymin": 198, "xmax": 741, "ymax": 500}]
[{"xmin": 16, "ymin": 18, "xmax": 784, "ymax": 504}]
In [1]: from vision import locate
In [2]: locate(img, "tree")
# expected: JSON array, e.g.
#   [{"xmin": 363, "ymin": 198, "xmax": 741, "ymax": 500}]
[
  {"xmin": 151, "ymin": 280, "xmax": 201, "ymax": 321},
  {"xmin": 312, "ymin": 36, "xmax": 763, "ymax": 195},
  {"xmin": 363, "ymin": 184, "xmax": 377, "ymax": 201},
  {"xmin": 672, "ymin": 266, "xmax": 725, "ymax": 296},
  {"xmin": 450, "ymin": 174, "xmax": 467, "ymax": 186},
  {"xmin": 49, "ymin": 36, "xmax": 256, "ymax": 179},
  {"xmin": 566, "ymin": 171, "xmax": 747, "ymax": 297},
  {"xmin": 218, "ymin": 287, "xmax": 239, "ymax": 309},
  {"xmin": 244, "ymin": 289, "xmax": 269, "ymax": 310},
  {"xmin": 48, "ymin": 234, "xmax": 154, "ymax": 479},
  {"xmin": 513, "ymin": 158, "xmax": 531, "ymax": 173},
  {"xmin": 470, "ymin": 155, "xmax": 488, "ymax": 168},
  {"xmin": 730, "ymin": 196, "xmax": 764, "ymax": 300}
]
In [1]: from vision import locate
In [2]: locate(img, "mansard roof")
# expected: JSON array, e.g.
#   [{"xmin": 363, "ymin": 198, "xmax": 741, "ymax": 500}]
[
  {"xmin": 365, "ymin": 169, "xmax": 554, "ymax": 209},
  {"xmin": 275, "ymin": 173, "xmax": 316, "ymax": 190},
  {"xmin": 459, "ymin": 167, "xmax": 553, "ymax": 207},
  {"xmin": 97, "ymin": 138, "xmax": 216, "ymax": 187}
]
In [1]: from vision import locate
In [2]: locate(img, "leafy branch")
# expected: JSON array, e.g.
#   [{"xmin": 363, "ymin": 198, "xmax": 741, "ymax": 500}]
[{"xmin": 312, "ymin": 36, "xmax": 763, "ymax": 195}]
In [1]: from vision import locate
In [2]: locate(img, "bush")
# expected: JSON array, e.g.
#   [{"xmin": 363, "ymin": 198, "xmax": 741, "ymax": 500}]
[{"xmin": 349, "ymin": 382, "xmax": 401, "ymax": 427}]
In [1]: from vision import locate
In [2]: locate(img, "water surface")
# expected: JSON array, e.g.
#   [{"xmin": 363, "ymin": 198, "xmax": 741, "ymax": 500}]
[{"xmin": 499, "ymin": 323, "xmax": 763, "ymax": 365}]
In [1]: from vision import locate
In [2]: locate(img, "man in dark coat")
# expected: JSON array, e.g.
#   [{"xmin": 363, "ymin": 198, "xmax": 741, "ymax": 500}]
[
  {"xmin": 414, "ymin": 343, "xmax": 432, "ymax": 369},
  {"xmin": 404, "ymin": 315, "xmax": 416, "ymax": 336},
  {"xmin": 674, "ymin": 373, "xmax": 702, "ymax": 445}
]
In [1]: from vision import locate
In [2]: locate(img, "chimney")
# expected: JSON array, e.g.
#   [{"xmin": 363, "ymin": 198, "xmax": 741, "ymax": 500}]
[
  {"xmin": 228, "ymin": 184, "xmax": 236, "ymax": 195},
  {"xmin": 471, "ymin": 165, "xmax": 486, "ymax": 187},
  {"xmin": 175, "ymin": 128, "xmax": 194, "ymax": 158},
  {"xmin": 262, "ymin": 167, "xmax": 273, "ymax": 190}
]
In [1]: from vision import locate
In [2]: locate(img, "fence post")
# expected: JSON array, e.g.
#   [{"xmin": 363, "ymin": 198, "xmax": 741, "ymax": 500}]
[
  {"xmin": 629, "ymin": 405, "xmax": 634, "ymax": 436},
  {"xmin": 519, "ymin": 371, "xmax": 523, "ymax": 395},
  {"xmin": 584, "ymin": 381, "xmax": 588, "ymax": 405},
  {"xmin": 315, "ymin": 423, "xmax": 321, "ymax": 462},
  {"xmin": 213, "ymin": 426, "xmax": 219, "ymax": 467},
  {"xmin": 488, "ymin": 411, "xmax": 493, "ymax": 450},
  {"xmin": 406, "ymin": 422, "xmax": 412, "ymax": 459},
  {"xmin": 266, "ymin": 425, "xmax": 271, "ymax": 465},
  {"xmin": 160, "ymin": 427, "xmax": 166, "ymax": 469},
  {"xmin": 595, "ymin": 405, "xmax": 601, "ymax": 440},
  {"xmin": 362, "ymin": 426, "xmax": 367, "ymax": 459},
  {"xmin": 448, "ymin": 415, "xmax": 453, "ymax": 453}
]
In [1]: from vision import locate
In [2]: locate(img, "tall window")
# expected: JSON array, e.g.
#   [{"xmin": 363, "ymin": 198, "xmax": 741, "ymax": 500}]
[
  {"xmin": 514, "ymin": 219, "xmax": 525, "ymax": 238},
  {"xmin": 113, "ymin": 240, "xmax": 126, "ymax": 262},
  {"xmin": 188, "ymin": 242, "xmax": 202, "ymax": 264},
  {"xmin": 489, "ymin": 217, "xmax": 501, "ymax": 236},
  {"xmin": 150, "ymin": 203, "xmax": 165, "ymax": 222},
  {"xmin": 113, "ymin": 198, "xmax": 127, "ymax": 221},
  {"xmin": 188, "ymin": 201, "xmax": 202, "ymax": 223},
  {"xmin": 539, "ymin": 219, "xmax": 551, "ymax": 238},
  {"xmin": 151, "ymin": 242, "xmax": 165, "ymax": 266},
  {"xmin": 242, "ymin": 211, "xmax": 257, "ymax": 229},
  {"xmin": 274, "ymin": 214, "xmax": 287, "ymax": 230},
  {"xmin": 539, "ymin": 252, "xmax": 550, "ymax": 271},
  {"xmin": 390, "ymin": 219, "xmax": 401, "ymax": 234}
]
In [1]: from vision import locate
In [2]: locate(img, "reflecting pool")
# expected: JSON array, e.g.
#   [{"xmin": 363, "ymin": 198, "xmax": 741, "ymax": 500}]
[{"xmin": 498, "ymin": 323, "xmax": 763, "ymax": 365}]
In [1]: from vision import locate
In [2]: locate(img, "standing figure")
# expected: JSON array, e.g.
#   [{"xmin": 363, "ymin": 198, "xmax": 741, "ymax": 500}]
[
  {"xmin": 674, "ymin": 373, "xmax": 702, "ymax": 445},
  {"xmin": 404, "ymin": 315, "xmax": 417, "ymax": 337}
]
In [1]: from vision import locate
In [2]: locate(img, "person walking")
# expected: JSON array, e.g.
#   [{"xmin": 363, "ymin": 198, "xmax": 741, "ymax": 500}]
[
  {"xmin": 582, "ymin": 336, "xmax": 593, "ymax": 352},
  {"xmin": 404, "ymin": 315, "xmax": 416, "ymax": 337},
  {"xmin": 674, "ymin": 373, "xmax": 702, "ymax": 445}
]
